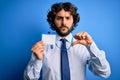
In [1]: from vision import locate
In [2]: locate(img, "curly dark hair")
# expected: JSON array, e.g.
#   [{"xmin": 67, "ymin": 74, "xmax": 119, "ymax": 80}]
[{"xmin": 47, "ymin": 2, "xmax": 80, "ymax": 31}]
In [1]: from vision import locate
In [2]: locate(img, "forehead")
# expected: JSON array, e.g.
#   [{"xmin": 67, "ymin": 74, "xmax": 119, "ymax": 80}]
[{"xmin": 56, "ymin": 9, "xmax": 72, "ymax": 17}]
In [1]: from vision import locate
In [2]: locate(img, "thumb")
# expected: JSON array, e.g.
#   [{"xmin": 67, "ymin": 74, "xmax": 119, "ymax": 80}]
[
  {"xmin": 72, "ymin": 40, "xmax": 79, "ymax": 46},
  {"xmin": 72, "ymin": 40, "xmax": 88, "ymax": 46}
]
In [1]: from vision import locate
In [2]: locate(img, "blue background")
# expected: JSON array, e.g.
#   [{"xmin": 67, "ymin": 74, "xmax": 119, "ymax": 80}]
[{"xmin": 0, "ymin": 0, "xmax": 120, "ymax": 80}]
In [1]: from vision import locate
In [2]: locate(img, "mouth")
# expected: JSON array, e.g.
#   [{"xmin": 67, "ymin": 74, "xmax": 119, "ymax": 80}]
[
  {"xmin": 60, "ymin": 26, "xmax": 68, "ymax": 29},
  {"xmin": 60, "ymin": 27, "xmax": 68, "ymax": 32}
]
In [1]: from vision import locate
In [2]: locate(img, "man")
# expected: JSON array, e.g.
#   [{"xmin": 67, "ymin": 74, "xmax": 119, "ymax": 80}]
[{"xmin": 24, "ymin": 2, "xmax": 111, "ymax": 80}]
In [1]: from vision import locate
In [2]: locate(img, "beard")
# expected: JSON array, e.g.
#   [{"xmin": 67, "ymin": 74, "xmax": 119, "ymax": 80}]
[{"xmin": 55, "ymin": 25, "xmax": 74, "ymax": 37}]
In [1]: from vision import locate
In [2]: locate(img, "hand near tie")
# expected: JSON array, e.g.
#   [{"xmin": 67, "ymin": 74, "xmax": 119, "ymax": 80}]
[
  {"xmin": 31, "ymin": 41, "xmax": 45, "ymax": 60},
  {"xmin": 72, "ymin": 32, "xmax": 93, "ymax": 46}
]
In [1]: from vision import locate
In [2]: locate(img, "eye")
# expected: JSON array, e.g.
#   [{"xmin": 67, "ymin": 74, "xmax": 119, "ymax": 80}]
[
  {"xmin": 66, "ymin": 17, "xmax": 70, "ymax": 20},
  {"xmin": 56, "ymin": 16, "xmax": 63, "ymax": 20}
]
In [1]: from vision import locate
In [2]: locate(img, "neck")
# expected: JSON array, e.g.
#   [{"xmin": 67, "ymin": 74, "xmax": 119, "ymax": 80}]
[{"xmin": 59, "ymin": 34, "xmax": 68, "ymax": 38}]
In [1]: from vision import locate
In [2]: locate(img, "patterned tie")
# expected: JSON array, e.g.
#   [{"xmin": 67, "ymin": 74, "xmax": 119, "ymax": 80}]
[{"xmin": 60, "ymin": 39, "xmax": 70, "ymax": 80}]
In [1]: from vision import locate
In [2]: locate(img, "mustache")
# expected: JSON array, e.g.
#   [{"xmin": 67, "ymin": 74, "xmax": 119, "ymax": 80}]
[{"xmin": 60, "ymin": 25, "xmax": 68, "ymax": 29}]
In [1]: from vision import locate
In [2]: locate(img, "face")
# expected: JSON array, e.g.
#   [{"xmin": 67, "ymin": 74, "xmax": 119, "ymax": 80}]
[{"xmin": 54, "ymin": 9, "xmax": 74, "ymax": 37}]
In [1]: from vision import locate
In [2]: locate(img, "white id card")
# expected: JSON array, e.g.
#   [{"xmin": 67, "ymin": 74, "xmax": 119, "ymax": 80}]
[{"xmin": 42, "ymin": 34, "xmax": 56, "ymax": 45}]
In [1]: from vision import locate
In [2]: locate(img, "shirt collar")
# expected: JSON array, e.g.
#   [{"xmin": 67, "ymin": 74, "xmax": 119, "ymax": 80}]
[{"xmin": 56, "ymin": 33, "xmax": 73, "ymax": 43}]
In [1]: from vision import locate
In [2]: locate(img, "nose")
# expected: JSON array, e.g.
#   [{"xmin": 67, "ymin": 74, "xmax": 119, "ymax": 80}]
[{"xmin": 62, "ymin": 18, "xmax": 66, "ymax": 26}]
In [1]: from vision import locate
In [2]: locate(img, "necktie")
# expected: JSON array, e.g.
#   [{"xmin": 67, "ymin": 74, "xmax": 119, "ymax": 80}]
[{"xmin": 60, "ymin": 39, "xmax": 70, "ymax": 80}]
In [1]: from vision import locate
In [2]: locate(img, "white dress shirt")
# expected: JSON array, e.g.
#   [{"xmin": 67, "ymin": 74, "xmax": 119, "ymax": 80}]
[{"xmin": 24, "ymin": 33, "xmax": 111, "ymax": 80}]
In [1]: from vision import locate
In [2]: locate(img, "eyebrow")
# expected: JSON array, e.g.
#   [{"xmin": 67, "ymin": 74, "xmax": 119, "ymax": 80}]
[{"xmin": 56, "ymin": 15, "xmax": 72, "ymax": 18}]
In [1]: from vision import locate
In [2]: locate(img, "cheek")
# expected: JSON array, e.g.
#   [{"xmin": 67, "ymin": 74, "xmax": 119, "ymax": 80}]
[
  {"xmin": 67, "ymin": 19, "xmax": 73, "ymax": 24},
  {"xmin": 67, "ymin": 21, "xmax": 74, "ymax": 27},
  {"xmin": 55, "ymin": 21, "xmax": 62, "ymax": 27}
]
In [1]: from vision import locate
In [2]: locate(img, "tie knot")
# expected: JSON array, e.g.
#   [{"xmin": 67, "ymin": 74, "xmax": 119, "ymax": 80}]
[
  {"xmin": 60, "ymin": 39, "xmax": 67, "ymax": 44},
  {"xmin": 60, "ymin": 39, "xmax": 67, "ymax": 50}
]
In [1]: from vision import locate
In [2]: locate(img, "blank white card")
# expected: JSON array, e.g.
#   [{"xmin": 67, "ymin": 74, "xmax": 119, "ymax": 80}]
[{"xmin": 42, "ymin": 34, "xmax": 56, "ymax": 45}]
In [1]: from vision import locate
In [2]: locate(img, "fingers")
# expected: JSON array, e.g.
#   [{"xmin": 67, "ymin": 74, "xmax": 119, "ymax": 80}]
[
  {"xmin": 32, "ymin": 41, "xmax": 44, "ymax": 52},
  {"xmin": 73, "ymin": 32, "xmax": 93, "ymax": 46},
  {"xmin": 31, "ymin": 41, "xmax": 45, "ymax": 60},
  {"xmin": 74, "ymin": 32, "xmax": 87, "ymax": 40},
  {"xmin": 72, "ymin": 40, "xmax": 88, "ymax": 46}
]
